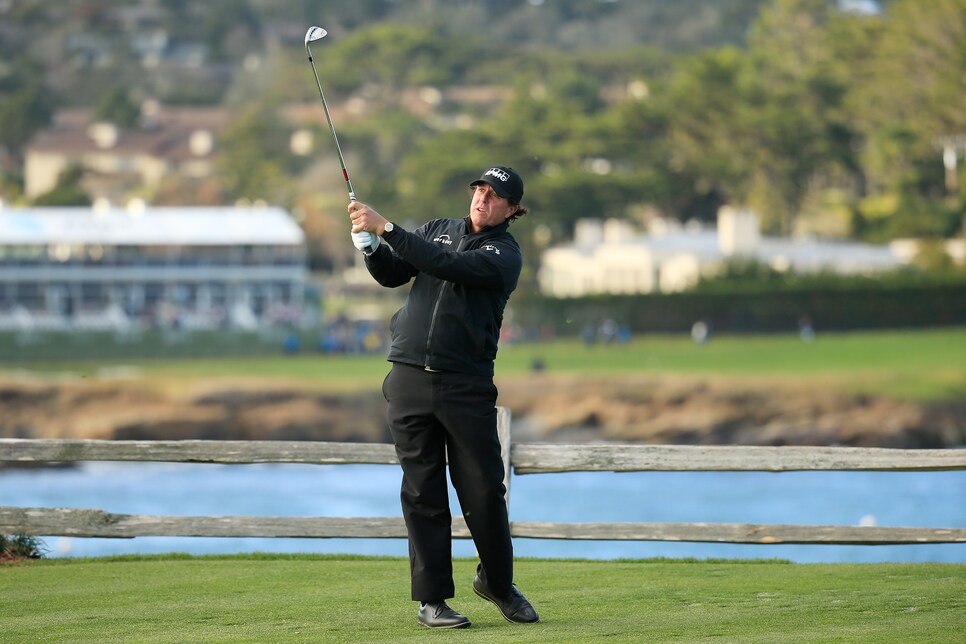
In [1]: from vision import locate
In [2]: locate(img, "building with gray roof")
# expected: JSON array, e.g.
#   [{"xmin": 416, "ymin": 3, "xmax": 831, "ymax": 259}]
[{"xmin": 0, "ymin": 205, "xmax": 308, "ymax": 331}]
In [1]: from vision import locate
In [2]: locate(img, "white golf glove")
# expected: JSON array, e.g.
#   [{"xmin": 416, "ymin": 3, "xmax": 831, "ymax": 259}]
[{"xmin": 351, "ymin": 230, "xmax": 380, "ymax": 255}]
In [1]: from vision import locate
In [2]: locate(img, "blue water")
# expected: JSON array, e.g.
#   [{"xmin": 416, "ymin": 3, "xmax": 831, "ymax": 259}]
[{"xmin": 1, "ymin": 462, "xmax": 963, "ymax": 563}]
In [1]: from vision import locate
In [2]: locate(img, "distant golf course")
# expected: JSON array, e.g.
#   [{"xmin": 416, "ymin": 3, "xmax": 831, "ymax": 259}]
[{"xmin": 8, "ymin": 326, "xmax": 964, "ymax": 402}]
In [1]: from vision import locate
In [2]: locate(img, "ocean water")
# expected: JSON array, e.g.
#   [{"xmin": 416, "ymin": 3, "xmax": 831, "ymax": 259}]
[{"xmin": 1, "ymin": 461, "xmax": 963, "ymax": 563}]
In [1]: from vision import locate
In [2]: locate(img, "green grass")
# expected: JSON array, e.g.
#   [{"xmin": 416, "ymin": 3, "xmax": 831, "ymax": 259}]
[
  {"xmin": 497, "ymin": 327, "xmax": 966, "ymax": 400},
  {"xmin": 6, "ymin": 327, "xmax": 965, "ymax": 400},
  {"xmin": 498, "ymin": 327, "xmax": 966, "ymax": 373},
  {"xmin": 2, "ymin": 555, "xmax": 963, "ymax": 643}
]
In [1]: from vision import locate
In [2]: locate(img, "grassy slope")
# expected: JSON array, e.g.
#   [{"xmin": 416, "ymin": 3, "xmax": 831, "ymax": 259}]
[{"xmin": 2, "ymin": 556, "xmax": 963, "ymax": 643}]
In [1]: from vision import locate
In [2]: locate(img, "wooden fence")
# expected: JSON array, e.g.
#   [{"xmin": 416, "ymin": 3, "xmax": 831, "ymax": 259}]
[{"xmin": 2, "ymin": 408, "xmax": 966, "ymax": 547}]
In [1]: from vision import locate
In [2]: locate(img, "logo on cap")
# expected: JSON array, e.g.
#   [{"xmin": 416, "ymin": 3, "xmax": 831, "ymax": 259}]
[
  {"xmin": 484, "ymin": 167, "xmax": 511, "ymax": 183},
  {"xmin": 471, "ymin": 165, "xmax": 523, "ymax": 203}
]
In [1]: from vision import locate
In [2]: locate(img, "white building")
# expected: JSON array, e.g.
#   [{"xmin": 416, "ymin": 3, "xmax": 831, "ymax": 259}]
[
  {"xmin": 0, "ymin": 205, "xmax": 308, "ymax": 331},
  {"xmin": 538, "ymin": 207, "xmax": 909, "ymax": 297}
]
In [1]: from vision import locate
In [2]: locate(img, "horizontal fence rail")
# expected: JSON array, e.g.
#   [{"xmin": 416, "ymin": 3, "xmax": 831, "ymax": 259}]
[
  {"xmin": 510, "ymin": 444, "xmax": 966, "ymax": 473},
  {"xmin": 2, "ymin": 507, "xmax": 964, "ymax": 545},
  {"xmin": 509, "ymin": 522, "xmax": 966, "ymax": 545},
  {"xmin": 3, "ymin": 439, "xmax": 964, "ymax": 471},
  {"xmin": 0, "ymin": 438, "xmax": 399, "ymax": 465},
  {"xmin": 2, "ymin": 419, "xmax": 965, "ymax": 547}
]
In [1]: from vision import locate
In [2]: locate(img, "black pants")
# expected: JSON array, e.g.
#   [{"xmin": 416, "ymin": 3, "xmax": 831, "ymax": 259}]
[{"xmin": 383, "ymin": 362, "xmax": 513, "ymax": 602}]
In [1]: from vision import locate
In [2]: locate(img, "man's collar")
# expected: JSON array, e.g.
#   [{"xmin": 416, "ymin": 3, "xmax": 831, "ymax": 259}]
[{"xmin": 463, "ymin": 216, "xmax": 509, "ymax": 236}]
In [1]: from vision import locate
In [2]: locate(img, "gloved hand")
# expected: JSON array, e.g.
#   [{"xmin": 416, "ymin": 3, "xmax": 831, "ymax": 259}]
[{"xmin": 351, "ymin": 230, "xmax": 380, "ymax": 255}]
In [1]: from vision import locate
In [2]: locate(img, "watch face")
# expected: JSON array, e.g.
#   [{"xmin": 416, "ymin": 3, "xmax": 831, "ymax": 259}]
[{"xmin": 384, "ymin": 222, "xmax": 394, "ymax": 232}]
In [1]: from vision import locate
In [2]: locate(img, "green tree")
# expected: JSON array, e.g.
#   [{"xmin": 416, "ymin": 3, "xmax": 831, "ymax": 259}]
[
  {"xmin": 0, "ymin": 85, "xmax": 53, "ymax": 156},
  {"xmin": 216, "ymin": 104, "xmax": 297, "ymax": 204},
  {"xmin": 850, "ymin": 0, "xmax": 966, "ymax": 201},
  {"xmin": 31, "ymin": 164, "xmax": 91, "ymax": 207},
  {"xmin": 92, "ymin": 86, "xmax": 140, "ymax": 128},
  {"xmin": 662, "ymin": 46, "xmax": 756, "ymax": 210},
  {"xmin": 202, "ymin": 0, "xmax": 260, "ymax": 61},
  {"xmin": 740, "ymin": 0, "xmax": 862, "ymax": 233},
  {"xmin": 661, "ymin": 0, "xmax": 875, "ymax": 234},
  {"xmin": 316, "ymin": 24, "xmax": 467, "ymax": 94}
]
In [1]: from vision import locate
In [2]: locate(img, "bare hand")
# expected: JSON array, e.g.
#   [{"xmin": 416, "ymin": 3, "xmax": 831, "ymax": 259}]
[{"xmin": 348, "ymin": 201, "xmax": 390, "ymax": 236}]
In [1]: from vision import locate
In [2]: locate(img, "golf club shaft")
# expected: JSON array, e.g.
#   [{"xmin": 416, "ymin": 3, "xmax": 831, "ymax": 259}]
[{"xmin": 306, "ymin": 46, "xmax": 356, "ymax": 202}]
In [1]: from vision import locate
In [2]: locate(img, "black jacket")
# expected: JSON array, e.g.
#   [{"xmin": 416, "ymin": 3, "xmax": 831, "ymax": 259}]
[{"xmin": 364, "ymin": 216, "xmax": 522, "ymax": 376}]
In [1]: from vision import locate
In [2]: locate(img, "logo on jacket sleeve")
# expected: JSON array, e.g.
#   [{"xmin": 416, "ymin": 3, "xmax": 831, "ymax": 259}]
[
  {"xmin": 433, "ymin": 234, "xmax": 453, "ymax": 245},
  {"xmin": 482, "ymin": 244, "xmax": 501, "ymax": 255}
]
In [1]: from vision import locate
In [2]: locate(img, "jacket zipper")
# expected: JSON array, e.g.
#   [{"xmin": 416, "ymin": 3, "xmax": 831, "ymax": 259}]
[{"xmin": 424, "ymin": 233, "xmax": 467, "ymax": 369}]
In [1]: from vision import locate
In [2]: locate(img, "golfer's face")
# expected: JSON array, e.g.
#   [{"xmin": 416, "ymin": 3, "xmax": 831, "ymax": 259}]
[{"xmin": 469, "ymin": 184, "xmax": 516, "ymax": 232}]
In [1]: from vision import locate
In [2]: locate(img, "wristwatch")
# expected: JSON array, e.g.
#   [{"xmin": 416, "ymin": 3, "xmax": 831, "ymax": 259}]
[{"xmin": 383, "ymin": 222, "xmax": 394, "ymax": 234}]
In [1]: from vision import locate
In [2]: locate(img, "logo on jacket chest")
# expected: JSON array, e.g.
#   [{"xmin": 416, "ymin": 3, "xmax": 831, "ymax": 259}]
[{"xmin": 433, "ymin": 234, "xmax": 454, "ymax": 245}]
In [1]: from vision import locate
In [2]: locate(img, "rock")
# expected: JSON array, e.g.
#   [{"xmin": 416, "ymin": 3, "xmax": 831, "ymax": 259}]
[
  {"xmin": 493, "ymin": 373, "xmax": 966, "ymax": 448},
  {"xmin": 0, "ymin": 374, "xmax": 962, "ymax": 448}
]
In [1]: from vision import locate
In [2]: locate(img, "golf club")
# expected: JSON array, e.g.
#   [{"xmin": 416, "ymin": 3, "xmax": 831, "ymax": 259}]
[{"xmin": 304, "ymin": 25, "xmax": 358, "ymax": 203}]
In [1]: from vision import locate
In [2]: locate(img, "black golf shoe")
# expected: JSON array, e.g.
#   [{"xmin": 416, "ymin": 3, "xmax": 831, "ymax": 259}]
[
  {"xmin": 417, "ymin": 601, "xmax": 471, "ymax": 629},
  {"xmin": 472, "ymin": 573, "xmax": 539, "ymax": 624}
]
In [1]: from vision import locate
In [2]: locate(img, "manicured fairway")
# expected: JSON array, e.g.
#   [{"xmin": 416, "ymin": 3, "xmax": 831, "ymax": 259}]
[
  {"xmin": 8, "ymin": 327, "xmax": 964, "ymax": 400},
  {"xmin": 2, "ymin": 555, "xmax": 963, "ymax": 643}
]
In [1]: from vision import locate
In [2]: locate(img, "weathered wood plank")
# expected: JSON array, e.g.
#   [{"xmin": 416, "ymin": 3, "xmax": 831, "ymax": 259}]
[
  {"xmin": 0, "ymin": 407, "xmax": 511, "ymax": 468},
  {"xmin": 0, "ymin": 438, "xmax": 399, "ymax": 465},
  {"xmin": 510, "ymin": 444, "xmax": 966, "ymax": 473},
  {"xmin": 0, "ymin": 507, "xmax": 472, "ymax": 539},
  {"xmin": 5, "ymin": 440, "xmax": 964, "ymax": 472},
  {"xmin": 3, "ymin": 507, "xmax": 963, "ymax": 545},
  {"xmin": 509, "ymin": 522, "xmax": 966, "ymax": 545}
]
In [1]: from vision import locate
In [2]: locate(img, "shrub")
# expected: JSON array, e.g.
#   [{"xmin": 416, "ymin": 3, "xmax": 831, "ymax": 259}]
[{"xmin": 0, "ymin": 534, "xmax": 47, "ymax": 561}]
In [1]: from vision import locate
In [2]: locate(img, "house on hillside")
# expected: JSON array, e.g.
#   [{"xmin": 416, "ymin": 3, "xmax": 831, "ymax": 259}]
[
  {"xmin": 23, "ymin": 105, "xmax": 229, "ymax": 202},
  {"xmin": 0, "ymin": 204, "xmax": 308, "ymax": 331},
  {"xmin": 538, "ymin": 208, "xmax": 909, "ymax": 297}
]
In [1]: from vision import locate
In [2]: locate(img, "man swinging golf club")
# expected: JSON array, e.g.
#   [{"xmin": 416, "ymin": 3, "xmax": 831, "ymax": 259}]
[
  {"xmin": 303, "ymin": 27, "xmax": 536, "ymax": 628},
  {"xmin": 348, "ymin": 166, "xmax": 539, "ymax": 629}
]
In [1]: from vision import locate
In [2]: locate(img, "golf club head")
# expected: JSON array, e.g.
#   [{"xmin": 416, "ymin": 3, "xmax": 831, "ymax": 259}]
[{"xmin": 304, "ymin": 26, "xmax": 327, "ymax": 47}]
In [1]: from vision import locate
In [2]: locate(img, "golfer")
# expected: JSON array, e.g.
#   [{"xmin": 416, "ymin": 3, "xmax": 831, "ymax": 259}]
[{"xmin": 347, "ymin": 166, "xmax": 538, "ymax": 629}]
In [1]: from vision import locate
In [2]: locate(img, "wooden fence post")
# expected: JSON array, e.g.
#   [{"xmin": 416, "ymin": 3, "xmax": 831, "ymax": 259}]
[{"xmin": 497, "ymin": 406, "xmax": 512, "ymax": 510}]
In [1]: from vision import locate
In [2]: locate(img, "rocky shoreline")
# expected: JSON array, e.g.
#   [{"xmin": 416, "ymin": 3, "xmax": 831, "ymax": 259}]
[
  {"xmin": 1, "ymin": 374, "xmax": 963, "ymax": 450},
  {"xmin": 496, "ymin": 374, "xmax": 965, "ymax": 448}
]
